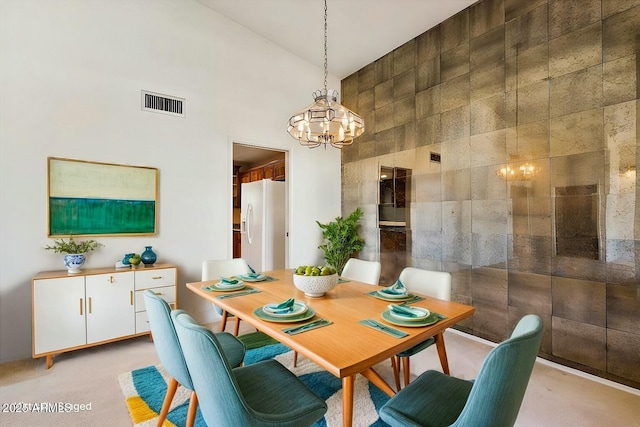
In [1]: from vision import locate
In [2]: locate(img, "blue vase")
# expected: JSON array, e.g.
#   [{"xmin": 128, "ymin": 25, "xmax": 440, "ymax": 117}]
[
  {"xmin": 141, "ymin": 246, "xmax": 157, "ymax": 266},
  {"xmin": 122, "ymin": 253, "xmax": 134, "ymax": 265},
  {"xmin": 64, "ymin": 254, "xmax": 86, "ymax": 274}
]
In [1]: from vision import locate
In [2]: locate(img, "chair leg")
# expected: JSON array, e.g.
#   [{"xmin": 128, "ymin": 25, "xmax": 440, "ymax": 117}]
[
  {"xmin": 391, "ymin": 356, "xmax": 401, "ymax": 391},
  {"xmin": 220, "ymin": 310, "xmax": 229, "ymax": 332},
  {"xmin": 185, "ymin": 391, "xmax": 198, "ymax": 427},
  {"xmin": 233, "ymin": 317, "xmax": 241, "ymax": 336},
  {"xmin": 157, "ymin": 377, "xmax": 178, "ymax": 427},
  {"xmin": 293, "ymin": 351, "xmax": 298, "ymax": 368},
  {"xmin": 434, "ymin": 332, "xmax": 450, "ymax": 375},
  {"xmin": 402, "ymin": 356, "xmax": 411, "ymax": 387}
]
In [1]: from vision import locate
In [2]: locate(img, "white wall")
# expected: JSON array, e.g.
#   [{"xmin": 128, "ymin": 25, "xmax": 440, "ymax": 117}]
[{"xmin": 0, "ymin": 0, "xmax": 341, "ymax": 363}]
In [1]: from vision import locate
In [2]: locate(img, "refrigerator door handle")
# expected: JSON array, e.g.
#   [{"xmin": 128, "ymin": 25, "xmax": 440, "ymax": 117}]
[{"xmin": 246, "ymin": 203, "xmax": 253, "ymax": 244}]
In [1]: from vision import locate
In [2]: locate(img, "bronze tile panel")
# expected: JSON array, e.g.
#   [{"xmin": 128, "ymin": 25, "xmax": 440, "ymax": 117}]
[
  {"xmin": 508, "ymin": 306, "xmax": 551, "ymax": 354},
  {"xmin": 505, "ymin": 3, "xmax": 548, "ymax": 56},
  {"xmin": 473, "ymin": 233, "xmax": 508, "ymax": 269},
  {"xmin": 441, "ymin": 42, "xmax": 470, "ymax": 82},
  {"xmin": 607, "ymin": 328, "xmax": 640, "ymax": 383},
  {"xmin": 374, "ymin": 128, "xmax": 395, "ymax": 157},
  {"xmin": 508, "ymin": 271, "xmax": 552, "ymax": 314},
  {"xmin": 472, "ymin": 299, "xmax": 509, "ymax": 342},
  {"xmin": 375, "ymin": 52, "xmax": 393, "ymax": 85},
  {"xmin": 441, "ymin": 73, "xmax": 470, "ymax": 112},
  {"xmin": 603, "ymin": 0, "xmax": 640, "ymax": 18},
  {"xmin": 472, "ymin": 199, "xmax": 508, "ymax": 235},
  {"xmin": 517, "ymin": 43, "xmax": 549, "ymax": 87},
  {"xmin": 416, "ymin": 85, "xmax": 441, "ymax": 118},
  {"xmin": 442, "ymin": 136, "xmax": 470, "ymax": 172},
  {"xmin": 552, "ymin": 276, "xmax": 606, "ymax": 326},
  {"xmin": 471, "ymin": 164, "xmax": 507, "ymax": 201},
  {"xmin": 416, "ymin": 114, "xmax": 441, "ymax": 148},
  {"xmin": 374, "ymin": 80, "xmax": 393, "ymax": 109},
  {"xmin": 552, "ymin": 257, "xmax": 607, "ymax": 282},
  {"xmin": 374, "ymin": 103, "xmax": 394, "ymax": 133},
  {"xmin": 414, "ymin": 175, "xmax": 442, "ymax": 204},
  {"xmin": 443, "ymin": 228, "xmax": 473, "ymax": 266},
  {"xmin": 549, "ymin": 0, "xmax": 601, "ymax": 39},
  {"xmin": 342, "ymin": 73, "xmax": 359, "ymax": 107},
  {"xmin": 603, "ymin": 54, "xmax": 637, "ymax": 105},
  {"xmin": 470, "ymin": 129, "xmax": 507, "ymax": 168},
  {"xmin": 413, "ymin": 229, "xmax": 443, "ymax": 260},
  {"xmin": 393, "ymin": 40, "xmax": 416, "ymax": 76},
  {"xmin": 357, "ymin": 63, "xmax": 375, "ymax": 92},
  {"xmin": 441, "ymin": 105, "xmax": 470, "ymax": 141},
  {"xmin": 470, "ymin": 93, "xmax": 506, "ymax": 135},
  {"xmin": 441, "ymin": 9, "xmax": 469, "ymax": 52},
  {"xmin": 442, "ymin": 169, "xmax": 471, "ymax": 202},
  {"xmin": 417, "ymin": 26, "xmax": 441, "ymax": 63},
  {"xmin": 513, "ymin": 120, "xmax": 550, "ymax": 160},
  {"xmin": 393, "ymin": 95, "xmax": 415, "ymax": 126},
  {"xmin": 551, "ymin": 316, "xmax": 606, "ymax": 370},
  {"xmin": 607, "ymin": 282, "xmax": 640, "ymax": 333},
  {"xmin": 394, "ymin": 122, "xmax": 416, "ymax": 152},
  {"xmin": 394, "ymin": 69, "xmax": 416, "ymax": 101},
  {"xmin": 606, "ymin": 239, "xmax": 637, "ymax": 285},
  {"xmin": 549, "ymin": 22, "xmax": 602, "ymax": 79},
  {"xmin": 470, "ymin": 26, "xmax": 505, "ymax": 70},
  {"xmin": 550, "ymin": 66, "xmax": 603, "ymax": 118},
  {"xmin": 358, "ymin": 88, "xmax": 374, "ymax": 112},
  {"xmin": 517, "ymin": 80, "xmax": 549, "ymax": 125},
  {"xmin": 603, "ymin": 5, "xmax": 640, "ymax": 62},
  {"xmin": 470, "ymin": 0, "xmax": 504, "ymax": 39},
  {"xmin": 470, "ymin": 60, "xmax": 505, "ymax": 103},
  {"xmin": 471, "ymin": 266, "xmax": 508, "ymax": 305},
  {"xmin": 505, "ymin": 0, "xmax": 547, "ymax": 23},
  {"xmin": 549, "ymin": 108, "xmax": 604, "ymax": 157},
  {"xmin": 416, "ymin": 56, "xmax": 441, "ymax": 92}
]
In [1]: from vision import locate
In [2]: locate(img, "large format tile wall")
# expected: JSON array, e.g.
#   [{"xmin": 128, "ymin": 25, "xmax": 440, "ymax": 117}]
[{"xmin": 340, "ymin": 0, "xmax": 639, "ymax": 387}]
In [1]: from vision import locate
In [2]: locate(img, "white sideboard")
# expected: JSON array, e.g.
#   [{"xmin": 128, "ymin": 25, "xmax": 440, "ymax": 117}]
[{"xmin": 32, "ymin": 263, "xmax": 177, "ymax": 368}]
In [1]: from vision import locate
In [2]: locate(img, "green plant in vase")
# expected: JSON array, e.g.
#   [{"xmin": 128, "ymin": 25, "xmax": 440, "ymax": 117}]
[
  {"xmin": 316, "ymin": 207, "xmax": 365, "ymax": 275},
  {"xmin": 44, "ymin": 236, "xmax": 103, "ymax": 273}
]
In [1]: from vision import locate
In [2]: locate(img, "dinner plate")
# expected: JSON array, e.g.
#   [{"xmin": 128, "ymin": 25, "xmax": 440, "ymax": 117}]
[
  {"xmin": 262, "ymin": 301, "xmax": 307, "ymax": 318},
  {"xmin": 207, "ymin": 281, "xmax": 246, "ymax": 292},
  {"xmin": 239, "ymin": 273, "xmax": 267, "ymax": 282},
  {"xmin": 253, "ymin": 306, "xmax": 316, "ymax": 323},
  {"xmin": 381, "ymin": 310, "xmax": 439, "ymax": 327},
  {"xmin": 373, "ymin": 290, "xmax": 414, "ymax": 301},
  {"xmin": 387, "ymin": 305, "xmax": 430, "ymax": 322},
  {"xmin": 377, "ymin": 289, "xmax": 410, "ymax": 299}
]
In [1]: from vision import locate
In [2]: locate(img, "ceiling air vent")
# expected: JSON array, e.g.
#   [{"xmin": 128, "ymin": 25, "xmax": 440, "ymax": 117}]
[{"xmin": 141, "ymin": 90, "xmax": 185, "ymax": 117}]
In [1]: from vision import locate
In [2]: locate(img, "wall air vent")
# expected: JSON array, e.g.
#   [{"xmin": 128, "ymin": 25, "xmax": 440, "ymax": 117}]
[{"xmin": 141, "ymin": 90, "xmax": 185, "ymax": 117}]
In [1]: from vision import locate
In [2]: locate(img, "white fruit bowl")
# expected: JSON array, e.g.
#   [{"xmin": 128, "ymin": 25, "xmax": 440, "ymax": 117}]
[{"xmin": 293, "ymin": 273, "xmax": 339, "ymax": 297}]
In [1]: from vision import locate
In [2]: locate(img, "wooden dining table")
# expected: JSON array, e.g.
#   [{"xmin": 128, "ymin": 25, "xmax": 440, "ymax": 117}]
[{"xmin": 187, "ymin": 269, "xmax": 475, "ymax": 427}]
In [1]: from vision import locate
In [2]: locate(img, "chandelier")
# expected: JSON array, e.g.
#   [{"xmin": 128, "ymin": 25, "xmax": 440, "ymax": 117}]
[{"xmin": 287, "ymin": 0, "xmax": 364, "ymax": 149}]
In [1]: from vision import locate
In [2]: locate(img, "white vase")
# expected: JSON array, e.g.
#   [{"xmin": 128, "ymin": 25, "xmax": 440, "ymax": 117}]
[{"xmin": 63, "ymin": 254, "xmax": 86, "ymax": 274}]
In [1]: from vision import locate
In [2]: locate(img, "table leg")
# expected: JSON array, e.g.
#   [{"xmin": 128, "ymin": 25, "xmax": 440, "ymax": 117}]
[
  {"xmin": 342, "ymin": 375, "xmax": 354, "ymax": 427},
  {"xmin": 360, "ymin": 368, "xmax": 396, "ymax": 397},
  {"xmin": 434, "ymin": 332, "xmax": 450, "ymax": 375}
]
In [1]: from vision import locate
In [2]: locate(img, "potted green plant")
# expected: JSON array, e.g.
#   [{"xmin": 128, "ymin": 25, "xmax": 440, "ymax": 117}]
[
  {"xmin": 44, "ymin": 236, "xmax": 103, "ymax": 273},
  {"xmin": 316, "ymin": 207, "xmax": 365, "ymax": 275}
]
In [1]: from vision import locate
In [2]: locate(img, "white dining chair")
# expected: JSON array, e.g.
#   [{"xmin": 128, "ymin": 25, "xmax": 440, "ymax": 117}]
[
  {"xmin": 341, "ymin": 258, "xmax": 382, "ymax": 285},
  {"xmin": 394, "ymin": 267, "xmax": 452, "ymax": 390},
  {"xmin": 202, "ymin": 258, "xmax": 251, "ymax": 336}
]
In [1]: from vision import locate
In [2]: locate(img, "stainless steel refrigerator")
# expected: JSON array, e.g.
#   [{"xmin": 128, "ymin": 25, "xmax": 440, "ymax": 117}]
[{"xmin": 240, "ymin": 179, "xmax": 285, "ymax": 272}]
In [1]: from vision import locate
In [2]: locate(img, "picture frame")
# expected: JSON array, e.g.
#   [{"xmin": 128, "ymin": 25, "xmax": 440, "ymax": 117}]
[{"xmin": 48, "ymin": 157, "xmax": 158, "ymax": 237}]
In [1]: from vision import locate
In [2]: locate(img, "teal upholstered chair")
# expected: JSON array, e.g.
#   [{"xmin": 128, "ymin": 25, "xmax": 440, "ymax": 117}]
[
  {"xmin": 172, "ymin": 310, "xmax": 328, "ymax": 427},
  {"xmin": 143, "ymin": 290, "xmax": 245, "ymax": 427},
  {"xmin": 202, "ymin": 258, "xmax": 252, "ymax": 336},
  {"xmin": 380, "ymin": 314, "xmax": 543, "ymax": 427},
  {"xmin": 393, "ymin": 267, "xmax": 452, "ymax": 390}
]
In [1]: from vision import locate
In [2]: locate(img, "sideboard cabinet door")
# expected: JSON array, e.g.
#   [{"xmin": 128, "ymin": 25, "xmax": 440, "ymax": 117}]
[
  {"xmin": 85, "ymin": 271, "xmax": 135, "ymax": 344},
  {"xmin": 33, "ymin": 276, "xmax": 86, "ymax": 355}
]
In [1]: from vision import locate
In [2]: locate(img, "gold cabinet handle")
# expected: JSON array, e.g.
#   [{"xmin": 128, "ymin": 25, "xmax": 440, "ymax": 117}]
[
  {"xmin": 110, "ymin": 276, "xmax": 114, "ymax": 283},
  {"xmin": 88, "ymin": 297, "xmax": 92, "ymax": 314},
  {"xmin": 130, "ymin": 291, "xmax": 133, "ymax": 305},
  {"xmin": 152, "ymin": 276, "xmax": 162, "ymax": 280},
  {"xmin": 80, "ymin": 298, "xmax": 83, "ymax": 316},
  {"xmin": 153, "ymin": 291, "xmax": 162, "ymax": 296}
]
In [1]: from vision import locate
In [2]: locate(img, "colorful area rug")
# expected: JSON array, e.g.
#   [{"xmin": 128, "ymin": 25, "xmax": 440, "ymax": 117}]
[{"xmin": 119, "ymin": 343, "xmax": 391, "ymax": 427}]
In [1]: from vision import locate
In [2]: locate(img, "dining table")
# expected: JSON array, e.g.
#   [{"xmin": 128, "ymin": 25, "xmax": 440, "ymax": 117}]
[{"xmin": 186, "ymin": 268, "xmax": 475, "ymax": 427}]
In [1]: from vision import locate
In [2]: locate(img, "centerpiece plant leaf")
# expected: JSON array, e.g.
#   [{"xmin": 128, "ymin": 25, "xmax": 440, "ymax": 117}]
[
  {"xmin": 316, "ymin": 207, "xmax": 365, "ymax": 275},
  {"xmin": 44, "ymin": 236, "xmax": 103, "ymax": 254}
]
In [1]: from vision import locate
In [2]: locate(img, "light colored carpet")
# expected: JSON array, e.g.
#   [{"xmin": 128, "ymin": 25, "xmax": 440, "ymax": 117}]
[{"xmin": 1, "ymin": 325, "xmax": 639, "ymax": 427}]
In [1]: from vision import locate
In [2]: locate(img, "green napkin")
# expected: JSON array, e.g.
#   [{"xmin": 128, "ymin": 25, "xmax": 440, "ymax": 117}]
[
  {"xmin": 390, "ymin": 304, "xmax": 418, "ymax": 317},
  {"xmin": 275, "ymin": 297, "xmax": 294, "ymax": 309},
  {"xmin": 220, "ymin": 277, "xmax": 239, "ymax": 284},
  {"xmin": 380, "ymin": 279, "xmax": 407, "ymax": 295}
]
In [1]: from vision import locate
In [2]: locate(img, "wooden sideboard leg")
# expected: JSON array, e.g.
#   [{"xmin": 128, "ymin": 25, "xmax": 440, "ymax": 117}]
[{"xmin": 46, "ymin": 354, "xmax": 53, "ymax": 369}]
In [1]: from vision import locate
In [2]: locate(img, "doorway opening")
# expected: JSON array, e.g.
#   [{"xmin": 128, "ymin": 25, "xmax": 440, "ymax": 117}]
[{"xmin": 232, "ymin": 143, "xmax": 287, "ymax": 262}]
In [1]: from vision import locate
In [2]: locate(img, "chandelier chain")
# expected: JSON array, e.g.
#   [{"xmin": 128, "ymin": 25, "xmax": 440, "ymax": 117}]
[{"xmin": 323, "ymin": 0, "xmax": 328, "ymax": 92}]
